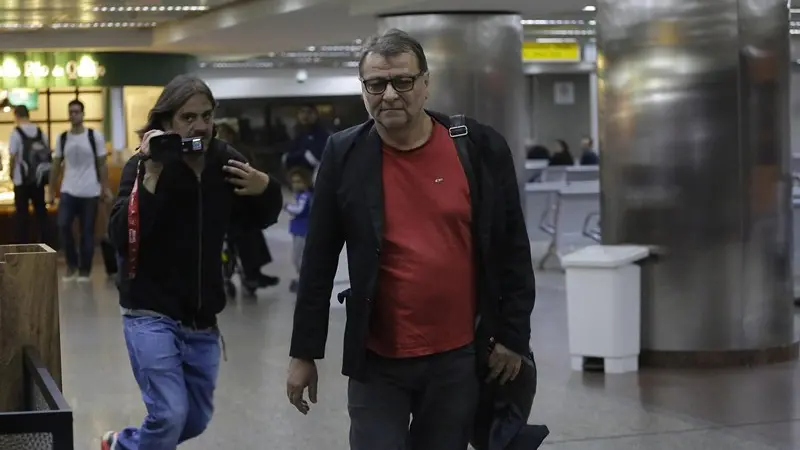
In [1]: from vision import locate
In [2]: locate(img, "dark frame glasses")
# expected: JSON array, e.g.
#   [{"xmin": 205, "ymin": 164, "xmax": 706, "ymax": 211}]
[{"xmin": 361, "ymin": 71, "xmax": 426, "ymax": 95}]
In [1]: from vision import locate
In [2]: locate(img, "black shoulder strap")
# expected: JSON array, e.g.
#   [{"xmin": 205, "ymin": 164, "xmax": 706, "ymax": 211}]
[
  {"xmin": 15, "ymin": 126, "xmax": 27, "ymax": 142},
  {"xmin": 448, "ymin": 114, "xmax": 480, "ymax": 208},
  {"xmin": 88, "ymin": 128, "xmax": 98, "ymax": 154},
  {"xmin": 88, "ymin": 128, "xmax": 102, "ymax": 183},
  {"xmin": 35, "ymin": 127, "xmax": 43, "ymax": 142},
  {"xmin": 59, "ymin": 131, "xmax": 67, "ymax": 155}
]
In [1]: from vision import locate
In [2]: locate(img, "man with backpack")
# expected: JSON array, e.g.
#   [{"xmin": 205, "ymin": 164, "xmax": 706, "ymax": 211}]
[
  {"xmin": 48, "ymin": 99, "xmax": 111, "ymax": 281},
  {"xmin": 8, "ymin": 104, "xmax": 52, "ymax": 245}
]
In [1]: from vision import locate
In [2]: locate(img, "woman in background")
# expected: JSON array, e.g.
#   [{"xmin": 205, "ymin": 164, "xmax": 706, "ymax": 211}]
[{"xmin": 548, "ymin": 139, "xmax": 575, "ymax": 166}]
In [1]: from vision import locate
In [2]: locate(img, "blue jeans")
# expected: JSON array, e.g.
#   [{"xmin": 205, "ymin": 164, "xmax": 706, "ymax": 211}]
[
  {"xmin": 57, "ymin": 193, "xmax": 98, "ymax": 273},
  {"xmin": 117, "ymin": 315, "xmax": 221, "ymax": 450}
]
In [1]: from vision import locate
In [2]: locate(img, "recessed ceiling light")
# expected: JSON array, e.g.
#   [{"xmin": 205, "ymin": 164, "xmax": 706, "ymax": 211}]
[
  {"xmin": 583, "ymin": 5, "xmax": 596, "ymax": 11},
  {"xmin": 51, "ymin": 21, "xmax": 157, "ymax": 29},
  {"xmin": 91, "ymin": 5, "xmax": 208, "ymax": 12},
  {"xmin": 0, "ymin": 23, "xmax": 43, "ymax": 29}
]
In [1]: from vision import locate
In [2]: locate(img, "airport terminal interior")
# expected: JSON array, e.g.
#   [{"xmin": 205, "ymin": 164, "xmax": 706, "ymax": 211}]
[{"xmin": 3, "ymin": 0, "xmax": 800, "ymax": 449}]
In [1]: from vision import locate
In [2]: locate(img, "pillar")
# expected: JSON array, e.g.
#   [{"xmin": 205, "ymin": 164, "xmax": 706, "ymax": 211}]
[
  {"xmin": 376, "ymin": 13, "xmax": 527, "ymax": 192},
  {"xmin": 597, "ymin": 0, "xmax": 797, "ymax": 365},
  {"xmin": 108, "ymin": 87, "xmax": 127, "ymax": 151}
]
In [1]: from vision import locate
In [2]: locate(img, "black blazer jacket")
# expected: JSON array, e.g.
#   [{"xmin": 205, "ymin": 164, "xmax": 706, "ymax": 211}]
[{"xmin": 289, "ymin": 110, "xmax": 537, "ymax": 380}]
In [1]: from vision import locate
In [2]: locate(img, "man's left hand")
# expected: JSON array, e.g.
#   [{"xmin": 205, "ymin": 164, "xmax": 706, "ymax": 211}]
[
  {"xmin": 102, "ymin": 187, "xmax": 114, "ymax": 204},
  {"xmin": 223, "ymin": 159, "xmax": 270, "ymax": 196},
  {"xmin": 486, "ymin": 342, "xmax": 522, "ymax": 385}
]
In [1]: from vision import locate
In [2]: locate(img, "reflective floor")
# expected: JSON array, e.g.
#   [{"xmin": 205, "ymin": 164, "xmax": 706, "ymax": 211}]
[{"xmin": 61, "ymin": 222, "xmax": 800, "ymax": 449}]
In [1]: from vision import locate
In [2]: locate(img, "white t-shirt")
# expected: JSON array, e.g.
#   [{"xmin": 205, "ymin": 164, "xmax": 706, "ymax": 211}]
[
  {"xmin": 8, "ymin": 123, "xmax": 49, "ymax": 187},
  {"xmin": 55, "ymin": 129, "xmax": 106, "ymax": 198}
]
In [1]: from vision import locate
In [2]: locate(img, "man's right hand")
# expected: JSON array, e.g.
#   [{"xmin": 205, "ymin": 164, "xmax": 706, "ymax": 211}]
[
  {"xmin": 286, "ymin": 358, "xmax": 319, "ymax": 415},
  {"xmin": 140, "ymin": 129, "xmax": 165, "ymax": 176}
]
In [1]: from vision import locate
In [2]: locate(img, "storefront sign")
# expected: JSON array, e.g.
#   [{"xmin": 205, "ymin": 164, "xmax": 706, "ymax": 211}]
[
  {"xmin": 0, "ymin": 52, "xmax": 196, "ymax": 88},
  {"xmin": 0, "ymin": 53, "xmax": 107, "ymax": 88},
  {"xmin": 522, "ymin": 41, "xmax": 581, "ymax": 62},
  {"xmin": 0, "ymin": 56, "xmax": 105, "ymax": 81}
]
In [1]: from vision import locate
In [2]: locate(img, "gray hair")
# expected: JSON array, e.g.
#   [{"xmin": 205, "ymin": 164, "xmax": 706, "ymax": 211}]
[{"xmin": 358, "ymin": 28, "xmax": 428, "ymax": 76}]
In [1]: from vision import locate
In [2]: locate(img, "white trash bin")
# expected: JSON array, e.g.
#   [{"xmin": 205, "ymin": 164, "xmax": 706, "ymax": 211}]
[{"xmin": 561, "ymin": 245, "xmax": 650, "ymax": 374}]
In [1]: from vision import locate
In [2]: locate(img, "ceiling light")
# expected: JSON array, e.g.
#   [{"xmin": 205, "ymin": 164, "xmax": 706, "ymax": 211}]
[
  {"xmin": 51, "ymin": 21, "xmax": 157, "ymax": 29},
  {"xmin": 582, "ymin": 5, "xmax": 596, "ymax": 11},
  {"xmin": 92, "ymin": 5, "xmax": 207, "ymax": 12},
  {"xmin": 521, "ymin": 19, "xmax": 588, "ymax": 25},
  {"xmin": 0, "ymin": 23, "xmax": 43, "ymax": 29}
]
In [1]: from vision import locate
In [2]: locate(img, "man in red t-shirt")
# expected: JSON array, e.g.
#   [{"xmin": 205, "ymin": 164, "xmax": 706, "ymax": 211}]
[{"xmin": 287, "ymin": 29, "xmax": 537, "ymax": 450}]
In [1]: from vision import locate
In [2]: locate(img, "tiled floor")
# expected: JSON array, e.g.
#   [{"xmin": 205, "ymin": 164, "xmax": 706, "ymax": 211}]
[{"xmin": 59, "ymin": 223, "xmax": 800, "ymax": 449}]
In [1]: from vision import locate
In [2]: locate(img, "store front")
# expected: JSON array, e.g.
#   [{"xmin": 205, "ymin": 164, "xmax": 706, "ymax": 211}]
[{"xmin": 0, "ymin": 51, "xmax": 197, "ymax": 244}]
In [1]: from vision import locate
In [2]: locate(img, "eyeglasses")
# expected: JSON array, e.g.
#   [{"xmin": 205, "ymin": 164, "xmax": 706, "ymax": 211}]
[{"xmin": 361, "ymin": 72, "xmax": 425, "ymax": 95}]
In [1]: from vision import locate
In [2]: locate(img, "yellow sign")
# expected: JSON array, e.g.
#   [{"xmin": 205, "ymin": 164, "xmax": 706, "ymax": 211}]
[
  {"xmin": 522, "ymin": 42, "xmax": 581, "ymax": 62},
  {"xmin": 0, "ymin": 55, "xmax": 105, "ymax": 80}
]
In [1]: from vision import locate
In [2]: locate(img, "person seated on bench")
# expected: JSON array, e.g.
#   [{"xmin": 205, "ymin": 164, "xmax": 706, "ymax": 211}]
[
  {"xmin": 548, "ymin": 139, "xmax": 574, "ymax": 166},
  {"xmin": 579, "ymin": 136, "xmax": 599, "ymax": 166}
]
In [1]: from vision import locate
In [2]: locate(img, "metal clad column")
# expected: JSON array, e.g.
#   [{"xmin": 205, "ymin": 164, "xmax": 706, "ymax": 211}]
[
  {"xmin": 597, "ymin": 0, "xmax": 797, "ymax": 365},
  {"xmin": 376, "ymin": 14, "xmax": 527, "ymax": 192}
]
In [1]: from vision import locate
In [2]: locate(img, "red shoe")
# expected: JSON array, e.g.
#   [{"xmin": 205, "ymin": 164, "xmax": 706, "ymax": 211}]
[{"xmin": 100, "ymin": 431, "xmax": 118, "ymax": 450}]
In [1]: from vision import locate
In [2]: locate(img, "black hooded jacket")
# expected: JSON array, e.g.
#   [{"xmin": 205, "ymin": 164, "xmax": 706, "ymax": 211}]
[{"xmin": 108, "ymin": 138, "xmax": 283, "ymax": 328}]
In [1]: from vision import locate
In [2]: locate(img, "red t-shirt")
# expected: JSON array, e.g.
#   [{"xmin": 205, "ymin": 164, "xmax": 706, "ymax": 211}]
[{"xmin": 366, "ymin": 121, "xmax": 477, "ymax": 358}]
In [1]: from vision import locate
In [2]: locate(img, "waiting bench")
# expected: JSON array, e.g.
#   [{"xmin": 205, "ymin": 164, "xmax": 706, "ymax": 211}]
[
  {"xmin": 536, "ymin": 181, "xmax": 601, "ymax": 269},
  {"xmin": 0, "ymin": 347, "xmax": 73, "ymax": 450}
]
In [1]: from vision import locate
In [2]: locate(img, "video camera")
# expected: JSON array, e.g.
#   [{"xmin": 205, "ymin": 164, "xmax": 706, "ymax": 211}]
[{"xmin": 148, "ymin": 134, "xmax": 205, "ymax": 164}]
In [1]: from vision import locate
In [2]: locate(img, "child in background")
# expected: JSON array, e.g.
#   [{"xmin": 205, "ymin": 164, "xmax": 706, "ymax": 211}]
[{"xmin": 285, "ymin": 167, "xmax": 313, "ymax": 293}]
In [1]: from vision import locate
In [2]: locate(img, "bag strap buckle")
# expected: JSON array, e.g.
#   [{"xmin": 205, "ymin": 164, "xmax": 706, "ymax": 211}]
[{"xmin": 448, "ymin": 125, "xmax": 469, "ymax": 138}]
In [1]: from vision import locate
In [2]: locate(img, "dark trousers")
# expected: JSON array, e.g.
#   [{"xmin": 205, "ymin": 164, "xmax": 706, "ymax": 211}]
[
  {"xmin": 230, "ymin": 227, "xmax": 272, "ymax": 280},
  {"xmin": 13, "ymin": 184, "xmax": 49, "ymax": 244},
  {"xmin": 57, "ymin": 193, "xmax": 99, "ymax": 272},
  {"xmin": 348, "ymin": 344, "xmax": 479, "ymax": 450}
]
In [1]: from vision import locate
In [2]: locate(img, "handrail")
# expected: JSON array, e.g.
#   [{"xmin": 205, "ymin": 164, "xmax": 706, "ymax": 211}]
[
  {"xmin": 582, "ymin": 212, "xmax": 602, "ymax": 243},
  {"xmin": 538, "ymin": 193, "xmax": 558, "ymax": 236}
]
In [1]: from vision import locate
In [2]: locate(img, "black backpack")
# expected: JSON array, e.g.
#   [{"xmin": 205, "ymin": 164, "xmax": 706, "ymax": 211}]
[
  {"xmin": 60, "ymin": 128, "xmax": 101, "ymax": 183},
  {"xmin": 17, "ymin": 126, "xmax": 51, "ymax": 186}
]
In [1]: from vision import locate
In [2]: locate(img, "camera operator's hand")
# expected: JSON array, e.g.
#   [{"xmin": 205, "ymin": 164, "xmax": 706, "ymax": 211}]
[
  {"xmin": 139, "ymin": 130, "xmax": 167, "ymax": 194},
  {"xmin": 223, "ymin": 160, "xmax": 270, "ymax": 196},
  {"xmin": 139, "ymin": 129, "xmax": 166, "ymax": 176}
]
